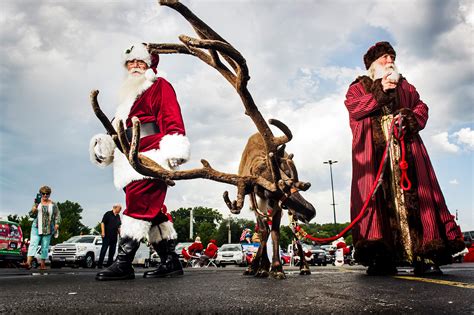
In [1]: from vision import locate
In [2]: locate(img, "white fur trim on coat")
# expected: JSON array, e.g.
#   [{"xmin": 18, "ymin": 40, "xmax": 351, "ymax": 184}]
[
  {"xmin": 120, "ymin": 215, "xmax": 152, "ymax": 241},
  {"xmin": 113, "ymin": 147, "xmax": 173, "ymax": 189},
  {"xmin": 148, "ymin": 221, "xmax": 177, "ymax": 243},
  {"xmin": 144, "ymin": 69, "xmax": 167, "ymax": 82},
  {"xmin": 159, "ymin": 134, "xmax": 191, "ymax": 163},
  {"xmin": 89, "ymin": 134, "xmax": 115, "ymax": 167},
  {"xmin": 122, "ymin": 43, "xmax": 151, "ymax": 67}
]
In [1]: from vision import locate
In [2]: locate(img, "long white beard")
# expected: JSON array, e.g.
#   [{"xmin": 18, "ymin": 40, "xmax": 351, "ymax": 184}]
[
  {"xmin": 118, "ymin": 68, "xmax": 146, "ymax": 104},
  {"xmin": 369, "ymin": 63, "xmax": 400, "ymax": 82}
]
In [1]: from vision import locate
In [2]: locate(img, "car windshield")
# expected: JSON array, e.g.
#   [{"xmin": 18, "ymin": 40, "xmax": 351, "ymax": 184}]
[
  {"xmin": 64, "ymin": 236, "xmax": 95, "ymax": 243},
  {"xmin": 221, "ymin": 245, "xmax": 241, "ymax": 252}
]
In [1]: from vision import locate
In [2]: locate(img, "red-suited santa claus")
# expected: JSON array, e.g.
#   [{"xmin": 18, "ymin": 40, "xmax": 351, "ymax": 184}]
[{"xmin": 90, "ymin": 43, "xmax": 190, "ymax": 281}]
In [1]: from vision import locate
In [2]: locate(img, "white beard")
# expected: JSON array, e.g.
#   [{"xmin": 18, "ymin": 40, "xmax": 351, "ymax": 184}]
[
  {"xmin": 369, "ymin": 63, "xmax": 400, "ymax": 82},
  {"xmin": 118, "ymin": 69, "xmax": 147, "ymax": 104},
  {"xmin": 114, "ymin": 68, "xmax": 152, "ymax": 129}
]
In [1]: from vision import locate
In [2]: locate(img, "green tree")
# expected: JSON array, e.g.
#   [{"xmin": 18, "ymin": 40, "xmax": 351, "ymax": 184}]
[
  {"xmin": 7, "ymin": 214, "xmax": 20, "ymax": 223},
  {"xmin": 55, "ymin": 201, "xmax": 91, "ymax": 244},
  {"xmin": 170, "ymin": 207, "xmax": 223, "ymax": 243},
  {"xmin": 215, "ymin": 218, "xmax": 255, "ymax": 246},
  {"xmin": 92, "ymin": 222, "xmax": 102, "ymax": 235}
]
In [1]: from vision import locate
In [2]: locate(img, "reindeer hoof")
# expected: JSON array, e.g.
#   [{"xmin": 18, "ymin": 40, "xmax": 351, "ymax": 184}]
[
  {"xmin": 243, "ymin": 268, "xmax": 256, "ymax": 276},
  {"xmin": 299, "ymin": 268, "xmax": 311, "ymax": 275},
  {"xmin": 255, "ymin": 269, "xmax": 269, "ymax": 278},
  {"xmin": 270, "ymin": 271, "xmax": 286, "ymax": 279}
]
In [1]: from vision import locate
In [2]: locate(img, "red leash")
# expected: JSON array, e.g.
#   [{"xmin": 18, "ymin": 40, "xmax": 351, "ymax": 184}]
[
  {"xmin": 293, "ymin": 115, "xmax": 411, "ymax": 243},
  {"xmin": 393, "ymin": 115, "xmax": 412, "ymax": 191}
]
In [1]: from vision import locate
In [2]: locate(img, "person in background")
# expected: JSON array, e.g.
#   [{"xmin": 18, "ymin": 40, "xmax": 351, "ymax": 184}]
[
  {"xmin": 23, "ymin": 186, "xmax": 61, "ymax": 270},
  {"xmin": 199, "ymin": 239, "xmax": 218, "ymax": 266},
  {"xmin": 97, "ymin": 204, "xmax": 122, "ymax": 268},
  {"xmin": 187, "ymin": 236, "xmax": 203, "ymax": 256}
]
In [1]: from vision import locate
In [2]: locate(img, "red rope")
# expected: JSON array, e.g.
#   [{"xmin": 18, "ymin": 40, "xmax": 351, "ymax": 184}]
[
  {"xmin": 295, "ymin": 116, "xmax": 410, "ymax": 244},
  {"xmin": 393, "ymin": 116, "xmax": 412, "ymax": 191}
]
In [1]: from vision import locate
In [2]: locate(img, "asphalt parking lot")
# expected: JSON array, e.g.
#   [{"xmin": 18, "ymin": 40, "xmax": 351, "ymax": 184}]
[{"xmin": 0, "ymin": 263, "xmax": 472, "ymax": 314}]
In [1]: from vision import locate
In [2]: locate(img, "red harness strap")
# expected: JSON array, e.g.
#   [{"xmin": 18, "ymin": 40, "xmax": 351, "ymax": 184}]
[{"xmin": 293, "ymin": 116, "xmax": 412, "ymax": 244}]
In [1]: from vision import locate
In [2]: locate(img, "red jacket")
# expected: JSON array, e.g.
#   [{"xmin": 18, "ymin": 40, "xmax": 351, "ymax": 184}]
[
  {"xmin": 187, "ymin": 242, "xmax": 203, "ymax": 256},
  {"xmin": 204, "ymin": 243, "xmax": 218, "ymax": 258}
]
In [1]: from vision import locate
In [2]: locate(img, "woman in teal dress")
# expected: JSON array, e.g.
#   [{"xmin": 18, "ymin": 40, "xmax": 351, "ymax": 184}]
[{"xmin": 24, "ymin": 185, "xmax": 61, "ymax": 269}]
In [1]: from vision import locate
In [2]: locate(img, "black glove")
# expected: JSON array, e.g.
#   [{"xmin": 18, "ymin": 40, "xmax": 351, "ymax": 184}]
[
  {"xmin": 371, "ymin": 79, "xmax": 396, "ymax": 114},
  {"xmin": 396, "ymin": 108, "xmax": 419, "ymax": 136}
]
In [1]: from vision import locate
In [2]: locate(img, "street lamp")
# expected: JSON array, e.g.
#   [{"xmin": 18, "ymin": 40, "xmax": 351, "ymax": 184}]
[{"xmin": 323, "ymin": 160, "xmax": 338, "ymax": 230}]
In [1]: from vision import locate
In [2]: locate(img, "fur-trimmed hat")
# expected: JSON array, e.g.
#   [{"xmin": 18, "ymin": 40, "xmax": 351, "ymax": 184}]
[
  {"xmin": 122, "ymin": 43, "xmax": 159, "ymax": 68},
  {"xmin": 123, "ymin": 43, "xmax": 161, "ymax": 81},
  {"xmin": 363, "ymin": 41, "xmax": 396, "ymax": 69}
]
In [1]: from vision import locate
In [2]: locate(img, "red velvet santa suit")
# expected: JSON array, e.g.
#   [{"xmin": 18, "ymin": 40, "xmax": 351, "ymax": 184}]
[
  {"xmin": 204, "ymin": 241, "xmax": 218, "ymax": 258},
  {"xmin": 114, "ymin": 77, "xmax": 187, "ymax": 221},
  {"xmin": 345, "ymin": 76, "xmax": 463, "ymax": 263},
  {"xmin": 90, "ymin": 44, "xmax": 190, "ymax": 242}
]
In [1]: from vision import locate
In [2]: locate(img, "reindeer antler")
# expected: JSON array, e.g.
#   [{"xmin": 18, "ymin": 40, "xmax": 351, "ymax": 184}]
[{"xmin": 90, "ymin": 0, "xmax": 310, "ymax": 212}]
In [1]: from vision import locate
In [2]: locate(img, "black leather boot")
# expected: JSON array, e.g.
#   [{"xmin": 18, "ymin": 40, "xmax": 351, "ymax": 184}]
[
  {"xmin": 95, "ymin": 237, "xmax": 140, "ymax": 281},
  {"xmin": 143, "ymin": 239, "xmax": 183, "ymax": 278}
]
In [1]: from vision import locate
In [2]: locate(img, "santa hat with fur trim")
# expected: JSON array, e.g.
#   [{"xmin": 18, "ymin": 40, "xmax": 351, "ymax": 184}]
[
  {"xmin": 363, "ymin": 41, "xmax": 396, "ymax": 70},
  {"xmin": 122, "ymin": 43, "xmax": 161, "ymax": 81}
]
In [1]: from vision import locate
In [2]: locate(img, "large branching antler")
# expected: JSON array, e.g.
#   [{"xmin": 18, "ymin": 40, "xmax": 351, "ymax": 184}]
[
  {"xmin": 90, "ymin": 0, "xmax": 310, "ymax": 213},
  {"xmin": 150, "ymin": 0, "xmax": 293, "ymax": 184}
]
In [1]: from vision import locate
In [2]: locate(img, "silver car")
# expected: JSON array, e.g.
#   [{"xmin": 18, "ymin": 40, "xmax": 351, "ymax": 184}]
[{"xmin": 216, "ymin": 243, "xmax": 247, "ymax": 267}]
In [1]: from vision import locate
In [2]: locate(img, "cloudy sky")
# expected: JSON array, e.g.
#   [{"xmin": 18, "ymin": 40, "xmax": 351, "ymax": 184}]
[{"xmin": 1, "ymin": 0, "xmax": 473, "ymax": 232}]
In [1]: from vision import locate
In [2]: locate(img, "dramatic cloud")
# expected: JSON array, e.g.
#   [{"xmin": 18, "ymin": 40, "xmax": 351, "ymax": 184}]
[{"xmin": 1, "ymin": 0, "xmax": 472, "ymax": 231}]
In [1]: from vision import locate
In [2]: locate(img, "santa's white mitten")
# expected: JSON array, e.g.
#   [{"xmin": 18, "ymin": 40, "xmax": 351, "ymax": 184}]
[{"xmin": 89, "ymin": 134, "xmax": 116, "ymax": 167}]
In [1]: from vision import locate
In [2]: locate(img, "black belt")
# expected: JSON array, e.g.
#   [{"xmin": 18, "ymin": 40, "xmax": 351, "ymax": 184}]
[{"xmin": 126, "ymin": 122, "xmax": 160, "ymax": 141}]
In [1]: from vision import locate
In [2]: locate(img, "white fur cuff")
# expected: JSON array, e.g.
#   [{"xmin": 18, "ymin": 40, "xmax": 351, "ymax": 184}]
[
  {"xmin": 159, "ymin": 134, "xmax": 191, "ymax": 164},
  {"xmin": 120, "ymin": 215, "xmax": 152, "ymax": 241},
  {"xmin": 89, "ymin": 133, "xmax": 115, "ymax": 167},
  {"xmin": 148, "ymin": 221, "xmax": 177, "ymax": 243}
]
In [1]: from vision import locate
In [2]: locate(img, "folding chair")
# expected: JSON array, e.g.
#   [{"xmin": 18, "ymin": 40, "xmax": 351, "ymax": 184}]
[{"xmin": 205, "ymin": 252, "xmax": 218, "ymax": 268}]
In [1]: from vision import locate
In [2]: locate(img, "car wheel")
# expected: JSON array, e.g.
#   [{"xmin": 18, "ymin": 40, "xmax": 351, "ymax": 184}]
[{"xmin": 84, "ymin": 253, "xmax": 95, "ymax": 268}]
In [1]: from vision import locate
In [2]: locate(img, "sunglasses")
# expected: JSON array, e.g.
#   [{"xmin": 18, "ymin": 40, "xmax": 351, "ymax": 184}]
[{"xmin": 41, "ymin": 193, "xmax": 50, "ymax": 196}]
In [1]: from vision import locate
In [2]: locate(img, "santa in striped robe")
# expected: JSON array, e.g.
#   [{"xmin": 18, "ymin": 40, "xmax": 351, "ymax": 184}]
[{"xmin": 344, "ymin": 41, "xmax": 464, "ymax": 276}]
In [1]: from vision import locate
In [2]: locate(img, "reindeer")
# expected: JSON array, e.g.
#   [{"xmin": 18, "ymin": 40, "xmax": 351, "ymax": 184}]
[{"xmin": 90, "ymin": 0, "xmax": 316, "ymax": 279}]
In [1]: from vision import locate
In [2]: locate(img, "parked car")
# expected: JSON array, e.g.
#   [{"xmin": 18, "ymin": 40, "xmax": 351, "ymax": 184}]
[
  {"xmin": 132, "ymin": 242, "xmax": 152, "ymax": 268},
  {"xmin": 320, "ymin": 244, "xmax": 337, "ymax": 264},
  {"xmin": 175, "ymin": 242, "xmax": 193, "ymax": 264},
  {"xmin": 280, "ymin": 250, "xmax": 291, "ymax": 265},
  {"xmin": 306, "ymin": 244, "xmax": 328, "ymax": 266},
  {"xmin": 0, "ymin": 220, "xmax": 24, "ymax": 265},
  {"xmin": 463, "ymin": 230, "xmax": 474, "ymax": 247},
  {"xmin": 216, "ymin": 243, "xmax": 247, "ymax": 267},
  {"xmin": 50, "ymin": 235, "xmax": 116, "ymax": 268}
]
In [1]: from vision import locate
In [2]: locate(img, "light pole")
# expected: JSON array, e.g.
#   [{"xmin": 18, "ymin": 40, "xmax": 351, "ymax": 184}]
[
  {"xmin": 227, "ymin": 215, "xmax": 232, "ymax": 244},
  {"xmin": 323, "ymin": 160, "xmax": 338, "ymax": 230},
  {"xmin": 189, "ymin": 208, "xmax": 194, "ymax": 240}
]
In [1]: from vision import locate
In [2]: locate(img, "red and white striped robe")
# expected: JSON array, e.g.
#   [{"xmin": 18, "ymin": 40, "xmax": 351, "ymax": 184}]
[{"xmin": 344, "ymin": 78, "xmax": 462, "ymax": 248}]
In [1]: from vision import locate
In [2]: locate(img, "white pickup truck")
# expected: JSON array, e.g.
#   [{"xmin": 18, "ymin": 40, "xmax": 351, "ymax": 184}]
[
  {"xmin": 51, "ymin": 235, "xmax": 152, "ymax": 268},
  {"xmin": 50, "ymin": 235, "xmax": 112, "ymax": 268}
]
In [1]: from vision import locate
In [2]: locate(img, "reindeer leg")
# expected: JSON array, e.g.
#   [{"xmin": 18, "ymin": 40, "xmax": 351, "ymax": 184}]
[
  {"xmin": 296, "ymin": 241, "xmax": 311, "ymax": 275},
  {"xmin": 269, "ymin": 208, "xmax": 286, "ymax": 280},
  {"xmin": 254, "ymin": 218, "xmax": 270, "ymax": 278}
]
